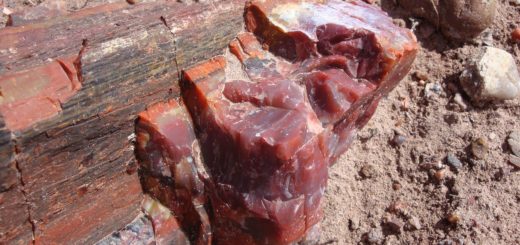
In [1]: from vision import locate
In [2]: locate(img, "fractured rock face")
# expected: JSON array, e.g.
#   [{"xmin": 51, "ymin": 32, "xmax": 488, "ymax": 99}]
[
  {"xmin": 137, "ymin": 0, "xmax": 418, "ymax": 244},
  {"xmin": 136, "ymin": 100, "xmax": 211, "ymax": 244},
  {"xmin": 243, "ymin": 0, "xmax": 418, "ymax": 162},
  {"xmin": 460, "ymin": 47, "xmax": 520, "ymax": 101}
]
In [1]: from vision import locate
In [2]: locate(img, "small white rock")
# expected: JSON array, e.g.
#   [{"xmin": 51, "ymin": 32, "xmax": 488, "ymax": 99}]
[
  {"xmin": 2, "ymin": 7, "xmax": 13, "ymax": 15},
  {"xmin": 453, "ymin": 93, "xmax": 468, "ymax": 110},
  {"xmin": 424, "ymin": 82, "xmax": 442, "ymax": 98},
  {"xmin": 460, "ymin": 47, "xmax": 520, "ymax": 101},
  {"xmin": 489, "ymin": 132, "xmax": 497, "ymax": 141}
]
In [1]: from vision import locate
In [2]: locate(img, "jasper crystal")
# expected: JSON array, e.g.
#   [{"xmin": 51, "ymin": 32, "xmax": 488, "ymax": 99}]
[{"xmin": 137, "ymin": 0, "xmax": 417, "ymax": 244}]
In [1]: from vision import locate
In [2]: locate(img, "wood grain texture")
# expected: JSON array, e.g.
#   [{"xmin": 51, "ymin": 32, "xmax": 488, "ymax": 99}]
[{"xmin": 0, "ymin": 0, "xmax": 245, "ymax": 243}]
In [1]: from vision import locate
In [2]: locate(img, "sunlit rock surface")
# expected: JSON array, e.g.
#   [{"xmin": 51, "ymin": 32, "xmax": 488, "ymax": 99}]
[
  {"xmin": 136, "ymin": 100, "xmax": 211, "ymax": 244},
  {"xmin": 138, "ymin": 0, "xmax": 417, "ymax": 244}
]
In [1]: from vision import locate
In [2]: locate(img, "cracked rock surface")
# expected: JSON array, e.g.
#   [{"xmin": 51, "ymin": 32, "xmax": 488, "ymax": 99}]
[{"xmin": 137, "ymin": 0, "xmax": 417, "ymax": 244}]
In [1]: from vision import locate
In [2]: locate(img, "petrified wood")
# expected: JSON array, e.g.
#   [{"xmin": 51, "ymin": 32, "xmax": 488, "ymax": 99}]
[
  {"xmin": 137, "ymin": 0, "xmax": 418, "ymax": 244},
  {"xmin": 1, "ymin": 0, "xmax": 416, "ymax": 244},
  {"xmin": 0, "ymin": 0, "xmax": 245, "ymax": 244},
  {"xmin": 136, "ymin": 100, "xmax": 211, "ymax": 244}
]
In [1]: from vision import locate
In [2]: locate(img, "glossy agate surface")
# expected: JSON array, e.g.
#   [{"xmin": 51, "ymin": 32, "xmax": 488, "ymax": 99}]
[{"xmin": 137, "ymin": 0, "xmax": 418, "ymax": 244}]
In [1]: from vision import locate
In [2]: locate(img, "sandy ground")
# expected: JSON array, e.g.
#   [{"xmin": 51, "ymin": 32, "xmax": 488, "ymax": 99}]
[
  {"xmin": 2, "ymin": 0, "xmax": 519, "ymax": 244},
  {"xmin": 320, "ymin": 1, "xmax": 520, "ymax": 244}
]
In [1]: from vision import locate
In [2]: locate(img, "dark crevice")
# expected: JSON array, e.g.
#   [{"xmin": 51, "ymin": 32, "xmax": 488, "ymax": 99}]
[
  {"xmin": 75, "ymin": 39, "xmax": 88, "ymax": 85},
  {"xmin": 13, "ymin": 141, "xmax": 36, "ymax": 244},
  {"xmin": 159, "ymin": 16, "xmax": 181, "ymax": 81}
]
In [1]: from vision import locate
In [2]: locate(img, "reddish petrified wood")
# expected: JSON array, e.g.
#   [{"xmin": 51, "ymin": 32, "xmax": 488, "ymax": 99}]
[
  {"xmin": 178, "ymin": 0, "xmax": 417, "ymax": 244},
  {"xmin": 0, "ymin": 0, "xmax": 245, "ymax": 244},
  {"xmin": 0, "ymin": 56, "xmax": 81, "ymax": 131},
  {"xmin": 183, "ymin": 54, "xmax": 327, "ymax": 244},
  {"xmin": 136, "ymin": 100, "xmax": 211, "ymax": 244},
  {"xmin": 245, "ymin": 0, "xmax": 418, "ymax": 161}
]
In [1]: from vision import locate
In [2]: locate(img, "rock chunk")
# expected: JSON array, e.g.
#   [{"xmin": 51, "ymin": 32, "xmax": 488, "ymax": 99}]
[
  {"xmin": 508, "ymin": 131, "xmax": 520, "ymax": 157},
  {"xmin": 407, "ymin": 216, "xmax": 422, "ymax": 230},
  {"xmin": 446, "ymin": 153, "xmax": 463, "ymax": 171},
  {"xmin": 460, "ymin": 47, "xmax": 520, "ymax": 101},
  {"xmin": 398, "ymin": 0, "xmax": 497, "ymax": 40},
  {"xmin": 139, "ymin": 0, "xmax": 418, "ymax": 244},
  {"xmin": 136, "ymin": 100, "xmax": 211, "ymax": 244},
  {"xmin": 512, "ymin": 27, "xmax": 520, "ymax": 42},
  {"xmin": 470, "ymin": 138, "xmax": 489, "ymax": 160}
]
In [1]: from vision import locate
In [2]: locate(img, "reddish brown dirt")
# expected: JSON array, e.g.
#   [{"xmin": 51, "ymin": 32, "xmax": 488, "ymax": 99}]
[{"xmin": 1, "ymin": 0, "xmax": 519, "ymax": 244}]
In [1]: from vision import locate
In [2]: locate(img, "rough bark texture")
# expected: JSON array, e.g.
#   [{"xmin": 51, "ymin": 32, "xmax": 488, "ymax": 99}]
[{"xmin": 0, "ymin": 0, "xmax": 245, "ymax": 244}]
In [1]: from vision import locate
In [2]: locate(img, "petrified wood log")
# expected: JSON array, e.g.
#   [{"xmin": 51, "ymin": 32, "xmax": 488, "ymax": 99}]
[
  {"xmin": 0, "ymin": 0, "xmax": 245, "ymax": 244},
  {"xmin": 137, "ymin": 0, "xmax": 418, "ymax": 244}
]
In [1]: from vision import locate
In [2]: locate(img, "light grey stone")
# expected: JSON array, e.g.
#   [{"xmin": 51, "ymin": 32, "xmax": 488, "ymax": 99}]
[{"xmin": 460, "ymin": 47, "xmax": 520, "ymax": 101}]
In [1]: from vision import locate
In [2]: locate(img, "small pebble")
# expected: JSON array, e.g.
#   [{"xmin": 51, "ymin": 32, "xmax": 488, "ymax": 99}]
[
  {"xmin": 365, "ymin": 229, "xmax": 383, "ymax": 244},
  {"xmin": 424, "ymin": 82, "xmax": 443, "ymax": 98},
  {"xmin": 507, "ymin": 131, "xmax": 520, "ymax": 157},
  {"xmin": 391, "ymin": 134, "xmax": 407, "ymax": 147},
  {"xmin": 388, "ymin": 201, "xmax": 407, "ymax": 214},
  {"xmin": 471, "ymin": 138, "xmax": 489, "ymax": 160},
  {"xmin": 434, "ymin": 169, "xmax": 447, "ymax": 182},
  {"xmin": 443, "ymin": 114, "xmax": 459, "ymax": 125},
  {"xmin": 127, "ymin": 0, "xmax": 136, "ymax": 4},
  {"xmin": 349, "ymin": 217, "xmax": 360, "ymax": 231},
  {"xmin": 512, "ymin": 27, "xmax": 520, "ymax": 42},
  {"xmin": 385, "ymin": 219, "xmax": 403, "ymax": 234},
  {"xmin": 453, "ymin": 93, "xmax": 468, "ymax": 110},
  {"xmin": 414, "ymin": 71, "xmax": 429, "ymax": 81},
  {"xmin": 407, "ymin": 216, "xmax": 422, "ymax": 230},
  {"xmin": 446, "ymin": 153, "xmax": 463, "ymax": 171},
  {"xmin": 447, "ymin": 213, "xmax": 461, "ymax": 224},
  {"xmin": 360, "ymin": 164, "xmax": 377, "ymax": 179},
  {"xmin": 509, "ymin": 154, "xmax": 520, "ymax": 169},
  {"xmin": 392, "ymin": 182, "xmax": 402, "ymax": 191},
  {"xmin": 488, "ymin": 132, "xmax": 497, "ymax": 141},
  {"xmin": 450, "ymin": 181, "xmax": 461, "ymax": 195},
  {"xmin": 479, "ymin": 29, "xmax": 494, "ymax": 46}
]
